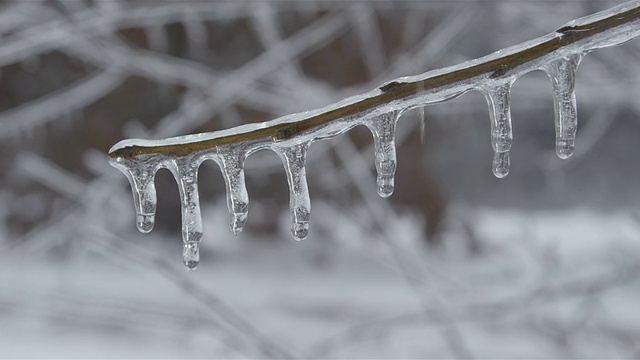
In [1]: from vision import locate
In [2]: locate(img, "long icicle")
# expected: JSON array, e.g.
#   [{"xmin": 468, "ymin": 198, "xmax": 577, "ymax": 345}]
[
  {"xmin": 168, "ymin": 156, "xmax": 204, "ymax": 270},
  {"xmin": 217, "ymin": 147, "xmax": 250, "ymax": 235},
  {"xmin": 543, "ymin": 53, "xmax": 582, "ymax": 159},
  {"xmin": 481, "ymin": 82, "xmax": 514, "ymax": 178},
  {"xmin": 276, "ymin": 142, "xmax": 311, "ymax": 241},
  {"xmin": 367, "ymin": 111, "xmax": 401, "ymax": 197}
]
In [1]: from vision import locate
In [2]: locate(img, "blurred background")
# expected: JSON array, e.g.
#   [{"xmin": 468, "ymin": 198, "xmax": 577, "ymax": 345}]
[{"xmin": 1, "ymin": 0, "xmax": 640, "ymax": 358}]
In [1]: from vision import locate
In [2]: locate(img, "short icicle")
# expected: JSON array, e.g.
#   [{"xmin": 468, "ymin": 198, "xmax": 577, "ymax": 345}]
[
  {"xmin": 367, "ymin": 111, "xmax": 401, "ymax": 197},
  {"xmin": 168, "ymin": 156, "xmax": 204, "ymax": 270},
  {"xmin": 481, "ymin": 82, "xmax": 514, "ymax": 178},
  {"xmin": 543, "ymin": 53, "xmax": 582, "ymax": 159},
  {"xmin": 111, "ymin": 155, "xmax": 160, "ymax": 233},
  {"xmin": 217, "ymin": 148, "xmax": 250, "ymax": 235},
  {"xmin": 276, "ymin": 142, "xmax": 311, "ymax": 241}
]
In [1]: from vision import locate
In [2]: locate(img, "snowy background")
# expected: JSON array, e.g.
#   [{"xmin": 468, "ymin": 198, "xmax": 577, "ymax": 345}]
[{"xmin": 1, "ymin": 0, "xmax": 640, "ymax": 358}]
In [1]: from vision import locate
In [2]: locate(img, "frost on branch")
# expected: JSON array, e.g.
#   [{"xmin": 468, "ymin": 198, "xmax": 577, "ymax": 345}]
[{"xmin": 108, "ymin": 1, "xmax": 640, "ymax": 269}]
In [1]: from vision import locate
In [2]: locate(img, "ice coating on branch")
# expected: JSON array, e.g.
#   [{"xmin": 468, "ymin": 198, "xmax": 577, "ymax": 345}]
[
  {"xmin": 543, "ymin": 54, "xmax": 582, "ymax": 159},
  {"xmin": 107, "ymin": 1, "xmax": 640, "ymax": 269},
  {"xmin": 167, "ymin": 156, "xmax": 204, "ymax": 270},
  {"xmin": 216, "ymin": 147, "xmax": 249, "ymax": 235},
  {"xmin": 367, "ymin": 111, "xmax": 400, "ymax": 197},
  {"xmin": 481, "ymin": 83, "xmax": 514, "ymax": 178},
  {"xmin": 111, "ymin": 155, "xmax": 160, "ymax": 233},
  {"xmin": 560, "ymin": 2, "xmax": 640, "ymax": 34},
  {"xmin": 555, "ymin": 1, "xmax": 640, "ymax": 50},
  {"xmin": 275, "ymin": 142, "xmax": 311, "ymax": 241}
]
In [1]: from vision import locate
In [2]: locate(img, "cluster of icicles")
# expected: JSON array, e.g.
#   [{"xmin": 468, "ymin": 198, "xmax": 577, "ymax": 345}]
[{"xmin": 109, "ymin": 2, "xmax": 640, "ymax": 269}]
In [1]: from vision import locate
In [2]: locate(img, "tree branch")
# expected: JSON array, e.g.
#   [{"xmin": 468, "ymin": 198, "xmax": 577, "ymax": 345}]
[
  {"xmin": 108, "ymin": 2, "xmax": 640, "ymax": 159},
  {"xmin": 106, "ymin": 2, "xmax": 640, "ymax": 269}
]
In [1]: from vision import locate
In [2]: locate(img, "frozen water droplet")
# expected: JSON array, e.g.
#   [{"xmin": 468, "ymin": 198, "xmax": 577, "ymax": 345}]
[
  {"xmin": 136, "ymin": 214, "xmax": 155, "ymax": 233},
  {"xmin": 367, "ymin": 111, "xmax": 400, "ymax": 197},
  {"xmin": 493, "ymin": 152, "xmax": 510, "ymax": 178},
  {"xmin": 183, "ymin": 242, "xmax": 200, "ymax": 270},
  {"xmin": 275, "ymin": 142, "xmax": 311, "ymax": 241},
  {"xmin": 217, "ymin": 148, "xmax": 250, "ymax": 236},
  {"xmin": 481, "ymin": 82, "xmax": 513, "ymax": 178},
  {"xmin": 543, "ymin": 54, "xmax": 582, "ymax": 159},
  {"xmin": 168, "ymin": 156, "xmax": 204, "ymax": 267}
]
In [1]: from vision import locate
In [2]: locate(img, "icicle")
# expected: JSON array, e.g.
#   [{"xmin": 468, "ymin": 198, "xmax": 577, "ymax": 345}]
[
  {"xmin": 168, "ymin": 156, "xmax": 204, "ymax": 270},
  {"xmin": 367, "ymin": 111, "xmax": 400, "ymax": 198},
  {"xmin": 275, "ymin": 142, "xmax": 311, "ymax": 241},
  {"xmin": 543, "ymin": 54, "xmax": 582, "ymax": 159},
  {"xmin": 217, "ymin": 148, "xmax": 249, "ymax": 235},
  {"xmin": 112, "ymin": 156, "xmax": 160, "ymax": 233},
  {"xmin": 481, "ymin": 82, "xmax": 514, "ymax": 178}
]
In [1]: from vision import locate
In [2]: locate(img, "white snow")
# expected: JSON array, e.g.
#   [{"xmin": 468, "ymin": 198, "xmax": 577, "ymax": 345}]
[{"xmin": 1, "ymin": 206, "xmax": 639, "ymax": 358}]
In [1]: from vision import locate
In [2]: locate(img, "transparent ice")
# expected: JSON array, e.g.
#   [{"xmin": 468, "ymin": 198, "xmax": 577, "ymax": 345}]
[
  {"xmin": 275, "ymin": 142, "xmax": 312, "ymax": 241},
  {"xmin": 543, "ymin": 54, "xmax": 582, "ymax": 159},
  {"xmin": 111, "ymin": 155, "xmax": 160, "ymax": 234},
  {"xmin": 168, "ymin": 155, "xmax": 204, "ymax": 270},
  {"xmin": 108, "ymin": 1, "xmax": 640, "ymax": 269},
  {"xmin": 215, "ymin": 146, "xmax": 250, "ymax": 235},
  {"xmin": 367, "ymin": 111, "xmax": 401, "ymax": 197},
  {"xmin": 480, "ymin": 82, "xmax": 514, "ymax": 178}
]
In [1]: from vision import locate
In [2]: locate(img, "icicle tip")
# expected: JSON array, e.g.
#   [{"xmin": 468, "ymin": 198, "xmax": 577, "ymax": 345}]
[
  {"xmin": 136, "ymin": 214, "xmax": 155, "ymax": 233},
  {"xmin": 492, "ymin": 152, "xmax": 510, "ymax": 178},
  {"xmin": 291, "ymin": 221, "xmax": 310, "ymax": 241},
  {"xmin": 556, "ymin": 141, "xmax": 575, "ymax": 159},
  {"xmin": 230, "ymin": 211, "xmax": 248, "ymax": 235},
  {"xmin": 182, "ymin": 242, "xmax": 200, "ymax": 270},
  {"xmin": 377, "ymin": 175, "xmax": 395, "ymax": 198}
]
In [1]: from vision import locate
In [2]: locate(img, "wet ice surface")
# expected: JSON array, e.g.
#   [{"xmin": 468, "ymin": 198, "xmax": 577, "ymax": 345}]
[
  {"xmin": 275, "ymin": 142, "xmax": 312, "ymax": 241},
  {"xmin": 2, "ymin": 207, "xmax": 640, "ymax": 358},
  {"xmin": 216, "ymin": 147, "xmax": 249, "ymax": 236},
  {"xmin": 367, "ymin": 111, "xmax": 400, "ymax": 198},
  {"xmin": 108, "ymin": 1, "xmax": 640, "ymax": 268},
  {"xmin": 480, "ymin": 82, "xmax": 514, "ymax": 178},
  {"xmin": 543, "ymin": 54, "xmax": 582, "ymax": 159}
]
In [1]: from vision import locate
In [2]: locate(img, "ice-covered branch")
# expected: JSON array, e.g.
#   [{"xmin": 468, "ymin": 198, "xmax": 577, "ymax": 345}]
[
  {"xmin": 110, "ymin": 3, "xmax": 640, "ymax": 159},
  {"xmin": 108, "ymin": 2, "xmax": 640, "ymax": 269}
]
